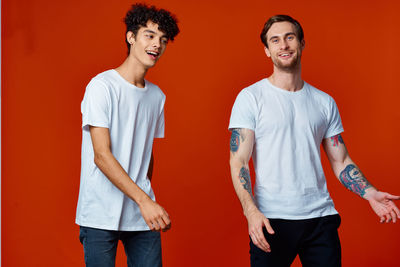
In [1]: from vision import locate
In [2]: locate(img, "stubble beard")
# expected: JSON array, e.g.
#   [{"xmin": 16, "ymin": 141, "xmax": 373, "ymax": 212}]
[{"xmin": 272, "ymin": 51, "xmax": 302, "ymax": 72}]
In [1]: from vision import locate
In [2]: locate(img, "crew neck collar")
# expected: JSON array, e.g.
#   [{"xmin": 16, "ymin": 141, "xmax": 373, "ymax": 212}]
[{"xmin": 111, "ymin": 69, "xmax": 148, "ymax": 91}]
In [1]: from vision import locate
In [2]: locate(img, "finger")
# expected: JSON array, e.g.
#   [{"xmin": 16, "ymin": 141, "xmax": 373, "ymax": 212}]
[
  {"xmin": 390, "ymin": 202, "xmax": 400, "ymax": 219},
  {"xmin": 380, "ymin": 216, "xmax": 385, "ymax": 223},
  {"xmin": 384, "ymin": 213, "xmax": 391, "ymax": 223},
  {"xmin": 152, "ymin": 220, "xmax": 161, "ymax": 231},
  {"xmin": 160, "ymin": 214, "xmax": 171, "ymax": 232},
  {"xmin": 390, "ymin": 210, "xmax": 397, "ymax": 223},
  {"xmin": 250, "ymin": 232, "xmax": 269, "ymax": 253},
  {"xmin": 264, "ymin": 219, "xmax": 275, "ymax": 235},
  {"xmin": 255, "ymin": 227, "xmax": 271, "ymax": 252},
  {"xmin": 156, "ymin": 217, "xmax": 166, "ymax": 230},
  {"xmin": 162, "ymin": 213, "xmax": 171, "ymax": 226},
  {"xmin": 249, "ymin": 228, "xmax": 268, "ymax": 252},
  {"xmin": 146, "ymin": 219, "xmax": 155, "ymax": 231},
  {"xmin": 385, "ymin": 194, "xmax": 400, "ymax": 200}
]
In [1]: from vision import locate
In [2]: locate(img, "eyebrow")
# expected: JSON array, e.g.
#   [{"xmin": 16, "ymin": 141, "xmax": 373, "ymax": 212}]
[{"xmin": 269, "ymin": 32, "xmax": 296, "ymax": 41}]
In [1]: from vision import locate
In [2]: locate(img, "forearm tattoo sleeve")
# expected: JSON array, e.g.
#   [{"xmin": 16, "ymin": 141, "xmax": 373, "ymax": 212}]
[
  {"xmin": 239, "ymin": 167, "xmax": 254, "ymax": 200},
  {"xmin": 339, "ymin": 164, "xmax": 372, "ymax": 197}
]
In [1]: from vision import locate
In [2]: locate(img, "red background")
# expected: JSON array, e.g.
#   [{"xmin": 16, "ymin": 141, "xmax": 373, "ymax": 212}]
[{"xmin": 2, "ymin": 0, "xmax": 400, "ymax": 266}]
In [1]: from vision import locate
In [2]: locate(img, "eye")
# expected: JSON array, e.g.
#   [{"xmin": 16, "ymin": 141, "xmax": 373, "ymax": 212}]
[
  {"xmin": 145, "ymin": 34, "xmax": 154, "ymax": 39},
  {"xmin": 271, "ymin": 39, "xmax": 278, "ymax": 44},
  {"xmin": 287, "ymin": 35, "xmax": 295, "ymax": 41},
  {"xmin": 161, "ymin": 39, "xmax": 168, "ymax": 44}
]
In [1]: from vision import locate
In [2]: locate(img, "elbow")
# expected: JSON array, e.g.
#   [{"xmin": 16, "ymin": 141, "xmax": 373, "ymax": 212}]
[
  {"xmin": 229, "ymin": 157, "xmax": 245, "ymax": 170},
  {"xmin": 93, "ymin": 150, "xmax": 110, "ymax": 167}
]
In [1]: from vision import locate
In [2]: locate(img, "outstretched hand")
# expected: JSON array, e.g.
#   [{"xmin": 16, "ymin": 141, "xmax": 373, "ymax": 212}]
[
  {"xmin": 246, "ymin": 208, "xmax": 275, "ymax": 252},
  {"xmin": 366, "ymin": 191, "xmax": 400, "ymax": 223}
]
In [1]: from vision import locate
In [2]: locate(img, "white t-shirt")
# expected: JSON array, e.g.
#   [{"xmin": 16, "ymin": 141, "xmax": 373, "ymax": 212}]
[
  {"xmin": 76, "ymin": 69, "xmax": 165, "ymax": 231},
  {"xmin": 229, "ymin": 78, "xmax": 343, "ymax": 219}
]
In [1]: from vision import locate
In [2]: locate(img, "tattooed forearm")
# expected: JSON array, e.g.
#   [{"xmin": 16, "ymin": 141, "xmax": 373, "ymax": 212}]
[
  {"xmin": 239, "ymin": 167, "xmax": 254, "ymax": 200},
  {"xmin": 339, "ymin": 164, "xmax": 372, "ymax": 197},
  {"xmin": 230, "ymin": 129, "xmax": 245, "ymax": 152},
  {"xmin": 330, "ymin": 134, "xmax": 345, "ymax": 147}
]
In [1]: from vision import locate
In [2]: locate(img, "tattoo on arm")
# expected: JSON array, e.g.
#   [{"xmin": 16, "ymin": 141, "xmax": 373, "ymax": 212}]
[
  {"xmin": 239, "ymin": 167, "xmax": 254, "ymax": 200},
  {"xmin": 339, "ymin": 164, "xmax": 372, "ymax": 197},
  {"xmin": 330, "ymin": 134, "xmax": 344, "ymax": 147},
  {"xmin": 230, "ymin": 129, "xmax": 245, "ymax": 152}
]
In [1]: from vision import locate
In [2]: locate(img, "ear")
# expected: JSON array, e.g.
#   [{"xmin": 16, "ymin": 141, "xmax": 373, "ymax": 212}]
[
  {"xmin": 264, "ymin": 46, "xmax": 271, "ymax": 58},
  {"xmin": 126, "ymin": 31, "xmax": 135, "ymax": 45},
  {"xmin": 300, "ymin": 39, "xmax": 305, "ymax": 51}
]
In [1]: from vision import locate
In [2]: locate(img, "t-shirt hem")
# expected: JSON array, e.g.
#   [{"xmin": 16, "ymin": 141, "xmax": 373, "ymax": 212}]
[
  {"xmin": 76, "ymin": 220, "xmax": 150, "ymax": 231},
  {"xmin": 263, "ymin": 210, "xmax": 339, "ymax": 220}
]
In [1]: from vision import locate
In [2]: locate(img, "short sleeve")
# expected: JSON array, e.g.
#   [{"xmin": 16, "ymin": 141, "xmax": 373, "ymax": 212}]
[
  {"xmin": 154, "ymin": 107, "xmax": 165, "ymax": 138},
  {"xmin": 81, "ymin": 79, "xmax": 111, "ymax": 131},
  {"xmin": 228, "ymin": 90, "xmax": 257, "ymax": 131},
  {"xmin": 324, "ymin": 97, "xmax": 344, "ymax": 138}
]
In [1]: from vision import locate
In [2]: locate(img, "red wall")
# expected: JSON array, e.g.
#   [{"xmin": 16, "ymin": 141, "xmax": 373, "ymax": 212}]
[{"xmin": 3, "ymin": 0, "xmax": 400, "ymax": 266}]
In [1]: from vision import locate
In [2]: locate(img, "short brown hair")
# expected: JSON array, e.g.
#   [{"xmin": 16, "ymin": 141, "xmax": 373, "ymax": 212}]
[{"xmin": 260, "ymin": 15, "xmax": 304, "ymax": 48}]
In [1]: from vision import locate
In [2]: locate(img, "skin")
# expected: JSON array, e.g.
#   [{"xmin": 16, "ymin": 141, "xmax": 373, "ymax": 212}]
[
  {"xmin": 230, "ymin": 128, "xmax": 274, "ymax": 253},
  {"xmin": 323, "ymin": 134, "xmax": 400, "ymax": 223},
  {"xmin": 230, "ymin": 21, "xmax": 400, "ymax": 253},
  {"xmin": 90, "ymin": 21, "xmax": 171, "ymax": 232},
  {"xmin": 264, "ymin": 21, "xmax": 305, "ymax": 92}
]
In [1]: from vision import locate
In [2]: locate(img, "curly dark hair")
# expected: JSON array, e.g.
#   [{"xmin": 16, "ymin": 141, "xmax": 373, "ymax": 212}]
[
  {"xmin": 124, "ymin": 3, "xmax": 179, "ymax": 52},
  {"xmin": 260, "ymin": 15, "xmax": 304, "ymax": 48}
]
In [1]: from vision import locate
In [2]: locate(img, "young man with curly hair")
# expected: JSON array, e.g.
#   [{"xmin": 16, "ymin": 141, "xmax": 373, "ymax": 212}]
[
  {"xmin": 228, "ymin": 15, "xmax": 400, "ymax": 267},
  {"xmin": 75, "ymin": 4, "xmax": 179, "ymax": 267}
]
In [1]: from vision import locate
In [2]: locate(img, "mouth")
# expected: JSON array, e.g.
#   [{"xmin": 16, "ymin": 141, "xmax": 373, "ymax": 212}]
[
  {"xmin": 146, "ymin": 50, "xmax": 160, "ymax": 60},
  {"xmin": 278, "ymin": 52, "xmax": 293, "ymax": 59}
]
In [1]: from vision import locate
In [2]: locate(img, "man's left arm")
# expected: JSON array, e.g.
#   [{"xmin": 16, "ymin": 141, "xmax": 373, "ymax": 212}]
[{"xmin": 323, "ymin": 134, "xmax": 400, "ymax": 223}]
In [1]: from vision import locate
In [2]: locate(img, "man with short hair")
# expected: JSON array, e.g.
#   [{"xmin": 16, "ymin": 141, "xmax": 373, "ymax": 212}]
[
  {"xmin": 75, "ymin": 4, "xmax": 179, "ymax": 267},
  {"xmin": 229, "ymin": 15, "xmax": 400, "ymax": 267}
]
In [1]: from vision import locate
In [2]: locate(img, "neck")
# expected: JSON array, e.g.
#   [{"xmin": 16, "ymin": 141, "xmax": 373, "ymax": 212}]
[
  {"xmin": 114, "ymin": 55, "xmax": 148, "ymax": 88},
  {"xmin": 268, "ymin": 64, "xmax": 303, "ymax": 92}
]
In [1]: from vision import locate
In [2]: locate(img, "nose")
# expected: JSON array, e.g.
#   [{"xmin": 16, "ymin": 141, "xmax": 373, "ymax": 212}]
[
  {"xmin": 152, "ymin": 38, "xmax": 161, "ymax": 49},
  {"xmin": 280, "ymin": 39, "xmax": 289, "ymax": 50}
]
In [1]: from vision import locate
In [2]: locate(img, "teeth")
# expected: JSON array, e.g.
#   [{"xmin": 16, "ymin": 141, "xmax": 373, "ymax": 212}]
[{"xmin": 147, "ymin": 51, "xmax": 158, "ymax": 56}]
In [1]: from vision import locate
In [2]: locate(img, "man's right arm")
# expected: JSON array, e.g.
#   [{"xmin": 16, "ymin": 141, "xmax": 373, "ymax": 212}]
[
  {"xmin": 229, "ymin": 128, "xmax": 275, "ymax": 252},
  {"xmin": 89, "ymin": 126, "xmax": 171, "ymax": 231}
]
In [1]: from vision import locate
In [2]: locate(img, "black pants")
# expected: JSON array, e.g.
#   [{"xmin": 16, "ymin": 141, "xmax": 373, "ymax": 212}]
[{"xmin": 250, "ymin": 214, "xmax": 341, "ymax": 267}]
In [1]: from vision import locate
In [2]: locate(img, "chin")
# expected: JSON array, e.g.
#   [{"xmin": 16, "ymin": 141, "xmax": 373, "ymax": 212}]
[{"xmin": 144, "ymin": 61, "xmax": 157, "ymax": 68}]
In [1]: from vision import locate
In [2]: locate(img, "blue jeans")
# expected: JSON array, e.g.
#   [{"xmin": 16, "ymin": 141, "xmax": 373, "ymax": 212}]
[{"xmin": 79, "ymin": 226, "xmax": 162, "ymax": 267}]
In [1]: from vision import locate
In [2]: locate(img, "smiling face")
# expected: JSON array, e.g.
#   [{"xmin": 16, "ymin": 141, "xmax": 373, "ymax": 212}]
[
  {"xmin": 127, "ymin": 20, "xmax": 169, "ymax": 70},
  {"xmin": 264, "ymin": 21, "xmax": 305, "ymax": 71}
]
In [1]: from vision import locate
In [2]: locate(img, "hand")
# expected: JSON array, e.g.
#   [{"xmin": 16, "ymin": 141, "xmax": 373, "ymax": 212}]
[
  {"xmin": 139, "ymin": 198, "xmax": 171, "ymax": 232},
  {"xmin": 366, "ymin": 190, "xmax": 400, "ymax": 223},
  {"xmin": 245, "ymin": 208, "xmax": 275, "ymax": 252}
]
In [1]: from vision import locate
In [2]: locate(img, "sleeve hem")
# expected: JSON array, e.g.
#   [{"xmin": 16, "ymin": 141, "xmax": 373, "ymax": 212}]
[
  {"xmin": 228, "ymin": 124, "xmax": 255, "ymax": 131},
  {"xmin": 324, "ymin": 128, "xmax": 344, "ymax": 139},
  {"xmin": 82, "ymin": 121, "xmax": 109, "ymax": 129}
]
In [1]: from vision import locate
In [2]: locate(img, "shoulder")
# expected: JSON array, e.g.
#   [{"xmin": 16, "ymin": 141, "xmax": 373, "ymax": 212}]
[
  {"xmin": 305, "ymin": 82, "xmax": 336, "ymax": 105},
  {"xmin": 243, "ymin": 78, "xmax": 268, "ymax": 95},
  {"xmin": 86, "ymin": 70, "xmax": 116, "ymax": 92},
  {"xmin": 91, "ymin": 70, "xmax": 119, "ymax": 88},
  {"xmin": 145, "ymin": 80, "xmax": 166, "ymax": 100},
  {"xmin": 236, "ymin": 78, "xmax": 268, "ymax": 102}
]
